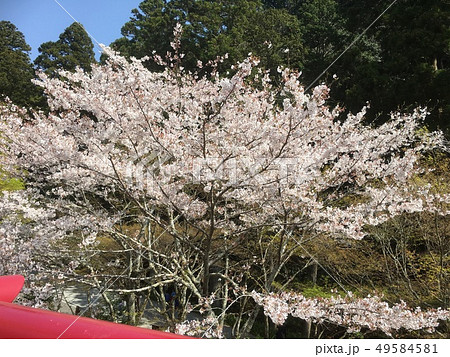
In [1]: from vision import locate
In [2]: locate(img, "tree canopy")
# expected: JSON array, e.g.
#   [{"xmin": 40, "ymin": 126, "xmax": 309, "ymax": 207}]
[
  {"xmin": 34, "ymin": 22, "xmax": 96, "ymax": 77},
  {"xmin": 109, "ymin": 0, "xmax": 303, "ymax": 73},
  {"xmin": 281, "ymin": 0, "xmax": 450, "ymax": 134},
  {"xmin": 0, "ymin": 21, "xmax": 46, "ymax": 109}
]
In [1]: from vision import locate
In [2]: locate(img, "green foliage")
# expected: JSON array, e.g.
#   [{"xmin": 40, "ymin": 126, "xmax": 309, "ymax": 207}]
[
  {"xmin": 292, "ymin": 282, "xmax": 336, "ymax": 298},
  {"xmin": 108, "ymin": 0, "xmax": 450, "ymax": 135},
  {"xmin": 109, "ymin": 0, "xmax": 303, "ymax": 74},
  {"xmin": 0, "ymin": 165, "xmax": 24, "ymax": 191},
  {"xmin": 368, "ymin": 0, "xmax": 450, "ymax": 133},
  {"xmin": 0, "ymin": 21, "xmax": 46, "ymax": 109},
  {"xmin": 0, "ymin": 177, "xmax": 24, "ymax": 191},
  {"xmin": 335, "ymin": 0, "xmax": 450, "ymax": 135},
  {"xmin": 261, "ymin": 0, "xmax": 382, "ymax": 90},
  {"xmin": 263, "ymin": 1, "xmax": 450, "ymax": 135},
  {"xmin": 297, "ymin": 0, "xmax": 349, "ymax": 75},
  {"xmin": 34, "ymin": 22, "xmax": 96, "ymax": 77}
]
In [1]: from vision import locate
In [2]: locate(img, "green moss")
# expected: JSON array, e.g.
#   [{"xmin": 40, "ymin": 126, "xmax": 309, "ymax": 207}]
[
  {"xmin": 287, "ymin": 282, "xmax": 339, "ymax": 299},
  {"xmin": 0, "ymin": 177, "xmax": 24, "ymax": 191}
]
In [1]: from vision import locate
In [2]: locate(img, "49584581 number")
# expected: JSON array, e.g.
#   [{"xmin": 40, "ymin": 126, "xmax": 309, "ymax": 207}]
[{"xmin": 375, "ymin": 344, "xmax": 437, "ymax": 354}]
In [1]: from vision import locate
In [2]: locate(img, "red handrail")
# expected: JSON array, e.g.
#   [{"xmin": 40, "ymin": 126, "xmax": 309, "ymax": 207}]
[
  {"xmin": 0, "ymin": 275, "xmax": 24, "ymax": 303},
  {"xmin": 0, "ymin": 275, "xmax": 193, "ymax": 339}
]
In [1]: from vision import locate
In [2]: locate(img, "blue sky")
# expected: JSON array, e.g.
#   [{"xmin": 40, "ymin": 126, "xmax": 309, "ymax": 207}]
[{"xmin": 1, "ymin": 0, "xmax": 143, "ymax": 60}]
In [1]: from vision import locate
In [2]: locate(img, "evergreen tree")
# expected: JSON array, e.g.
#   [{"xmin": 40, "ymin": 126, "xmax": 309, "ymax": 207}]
[
  {"xmin": 109, "ymin": 0, "xmax": 303, "ymax": 74},
  {"xmin": 260, "ymin": 1, "xmax": 381, "ymax": 103},
  {"xmin": 372, "ymin": 0, "xmax": 450, "ymax": 133},
  {"xmin": 34, "ymin": 22, "xmax": 96, "ymax": 77},
  {"xmin": 262, "ymin": 0, "xmax": 450, "ymax": 135},
  {"xmin": 109, "ymin": 0, "xmax": 449, "ymax": 134},
  {"xmin": 0, "ymin": 21, "xmax": 46, "ymax": 109},
  {"xmin": 295, "ymin": 0, "xmax": 350, "ymax": 83},
  {"xmin": 331, "ymin": 0, "xmax": 450, "ymax": 133}
]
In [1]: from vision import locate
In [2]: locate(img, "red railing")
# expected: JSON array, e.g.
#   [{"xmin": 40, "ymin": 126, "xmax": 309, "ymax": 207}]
[{"xmin": 0, "ymin": 275, "xmax": 192, "ymax": 339}]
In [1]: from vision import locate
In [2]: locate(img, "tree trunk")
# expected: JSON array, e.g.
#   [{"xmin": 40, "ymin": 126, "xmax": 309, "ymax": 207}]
[
  {"xmin": 203, "ymin": 236, "xmax": 212, "ymax": 296},
  {"xmin": 299, "ymin": 319, "xmax": 312, "ymax": 338},
  {"xmin": 237, "ymin": 304, "xmax": 261, "ymax": 338},
  {"xmin": 310, "ymin": 261, "xmax": 318, "ymax": 285},
  {"xmin": 127, "ymin": 292, "xmax": 136, "ymax": 325}
]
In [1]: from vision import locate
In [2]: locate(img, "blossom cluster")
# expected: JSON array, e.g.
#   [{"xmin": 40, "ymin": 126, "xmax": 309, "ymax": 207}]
[
  {"xmin": 174, "ymin": 316, "xmax": 224, "ymax": 338},
  {"xmin": 251, "ymin": 291, "xmax": 450, "ymax": 336},
  {"xmin": 0, "ymin": 45, "xmax": 446, "ymax": 241},
  {"xmin": 0, "ymin": 191, "xmax": 55, "ymax": 307}
]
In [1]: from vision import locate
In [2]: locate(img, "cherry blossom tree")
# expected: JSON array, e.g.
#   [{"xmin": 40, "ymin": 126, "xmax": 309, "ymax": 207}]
[
  {"xmin": 0, "ymin": 191, "xmax": 59, "ymax": 307},
  {"xmin": 0, "ymin": 26, "xmax": 449, "ymax": 337}
]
